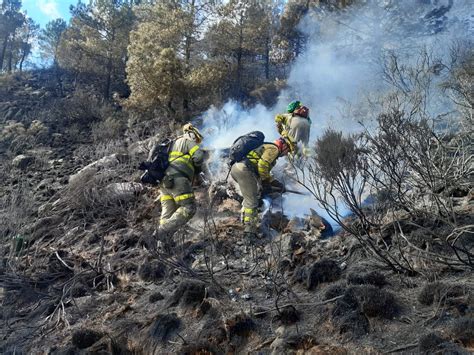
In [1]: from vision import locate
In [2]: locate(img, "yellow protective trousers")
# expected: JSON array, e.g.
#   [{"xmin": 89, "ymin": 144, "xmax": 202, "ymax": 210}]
[
  {"xmin": 230, "ymin": 161, "xmax": 260, "ymax": 234},
  {"xmin": 159, "ymin": 176, "xmax": 196, "ymax": 234}
]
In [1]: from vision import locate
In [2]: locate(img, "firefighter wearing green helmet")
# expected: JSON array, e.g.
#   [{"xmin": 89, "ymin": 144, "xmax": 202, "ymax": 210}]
[{"xmin": 275, "ymin": 100, "xmax": 311, "ymax": 152}]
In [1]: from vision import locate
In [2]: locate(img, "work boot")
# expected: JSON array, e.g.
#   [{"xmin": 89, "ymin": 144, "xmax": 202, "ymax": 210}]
[
  {"xmin": 156, "ymin": 230, "xmax": 176, "ymax": 253},
  {"xmin": 141, "ymin": 232, "xmax": 158, "ymax": 251},
  {"xmin": 244, "ymin": 231, "xmax": 265, "ymax": 246}
]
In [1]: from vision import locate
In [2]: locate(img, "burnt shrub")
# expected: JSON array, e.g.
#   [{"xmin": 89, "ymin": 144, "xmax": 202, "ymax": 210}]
[
  {"xmin": 71, "ymin": 329, "xmax": 103, "ymax": 349},
  {"xmin": 324, "ymin": 282, "xmax": 347, "ymax": 300},
  {"xmin": 347, "ymin": 271, "xmax": 387, "ymax": 287},
  {"xmin": 226, "ymin": 314, "xmax": 255, "ymax": 339},
  {"xmin": 418, "ymin": 333, "xmax": 445, "ymax": 353},
  {"xmin": 306, "ymin": 259, "xmax": 341, "ymax": 290},
  {"xmin": 149, "ymin": 292, "xmax": 165, "ymax": 303},
  {"xmin": 179, "ymin": 342, "xmax": 217, "ymax": 355},
  {"xmin": 70, "ymin": 283, "xmax": 88, "ymax": 298},
  {"xmin": 149, "ymin": 313, "xmax": 181, "ymax": 343},
  {"xmin": 169, "ymin": 280, "xmax": 206, "ymax": 307},
  {"xmin": 199, "ymin": 318, "xmax": 227, "ymax": 346},
  {"xmin": 338, "ymin": 311, "xmax": 369, "ymax": 336},
  {"xmin": 418, "ymin": 282, "xmax": 465, "ymax": 306},
  {"xmin": 332, "ymin": 288, "xmax": 368, "ymax": 336},
  {"xmin": 276, "ymin": 305, "xmax": 300, "ymax": 325},
  {"xmin": 354, "ymin": 285, "xmax": 399, "ymax": 319},
  {"xmin": 450, "ymin": 317, "xmax": 474, "ymax": 347},
  {"xmin": 138, "ymin": 260, "xmax": 166, "ymax": 282}
]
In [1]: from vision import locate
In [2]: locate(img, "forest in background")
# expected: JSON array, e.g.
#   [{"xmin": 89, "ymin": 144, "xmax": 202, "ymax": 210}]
[
  {"xmin": 1, "ymin": 0, "xmax": 350, "ymax": 124},
  {"xmin": 0, "ymin": 1, "xmax": 472, "ymax": 353}
]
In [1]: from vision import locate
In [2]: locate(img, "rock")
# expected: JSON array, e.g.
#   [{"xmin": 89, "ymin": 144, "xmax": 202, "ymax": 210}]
[
  {"xmin": 69, "ymin": 154, "xmax": 128, "ymax": 185},
  {"xmin": 12, "ymin": 154, "xmax": 35, "ymax": 170}
]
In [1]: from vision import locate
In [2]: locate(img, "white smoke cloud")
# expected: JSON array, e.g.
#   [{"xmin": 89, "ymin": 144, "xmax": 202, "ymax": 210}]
[
  {"xmin": 200, "ymin": 0, "xmax": 472, "ymax": 222},
  {"xmin": 37, "ymin": 0, "xmax": 61, "ymax": 19}
]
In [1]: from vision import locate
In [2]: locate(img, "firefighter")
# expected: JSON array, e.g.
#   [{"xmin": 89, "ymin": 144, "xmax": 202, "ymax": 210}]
[
  {"xmin": 230, "ymin": 137, "xmax": 292, "ymax": 239},
  {"xmin": 275, "ymin": 100, "xmax": 311, "ymax": 152},
  {"xmin": 156, "ymin": 123, "xmax": 204, "ymax": 244}
]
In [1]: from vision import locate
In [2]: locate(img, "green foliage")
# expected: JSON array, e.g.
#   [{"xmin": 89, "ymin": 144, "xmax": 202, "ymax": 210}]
[
  {"xmin": 39, "ymin": 19, "xmax": 67, "ymax": 65},
  {"xmin": 126, "ymin": 47, "xmax": 185, "ymax": 114},
  {"xmin": 58, "ymin": 0, "xmax": 134, "ymax": 99},
  {"xmin": 0, "ymin": 0, "xmax": 35, "ymax": 72},
  {"xmin": 91, "ymin": 115, "xmax": 126, "ymax": 143}
]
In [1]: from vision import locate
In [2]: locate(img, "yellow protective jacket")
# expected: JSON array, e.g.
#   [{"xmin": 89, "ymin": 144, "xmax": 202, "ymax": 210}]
[
  {"xmin": 166, "ymin": 133, "xmax": 204, "ymax": 180},
  {"xmin": 275, "ymin": 113, "xmax": 311, "ymax": 147},
  {"xmin": 246, "ymin": 143, "xmax": 280, "ymax": 182}
]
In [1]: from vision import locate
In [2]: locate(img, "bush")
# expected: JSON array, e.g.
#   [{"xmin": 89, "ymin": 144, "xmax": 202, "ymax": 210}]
[
  {"xmin": 354, "ymin": 285, "xmax": 398, "ymax": 319},
  {"xmin": 91, "ymin": 115, "xmax": 126, "ymax": 144},
  {"xmin": 323, "ymin": 282, "xmax": 347, "ymax": 300},
  {"xmin": 71, "ymin": 329, "xmax": 103, "ymax": 349},
  {"xmin": 306, "ymin": 259, "xmax": 342, "ymax": 290},
  {"xmin": 450, "ymin": 317, "xmax": 474, "ymax": 346},
  {"xmin": 314, "ymin": 129, "xmax": 361, "ymax": 182},
  {"xmin": 138, "ymin": 260, "xmax": 167, "ymax": 282},
  {"xmin": 418, "ymin": 282, "xmax": 465, "ymax": 306},
  {"xmin": 168, "ymin": 280, "xmax": 207, "ymax": 307},
  {"xmin": 418, "ymin": 333, "xmax": 445, "ymax": 353},
  {"xmin": 347, "ymin": 271, "xmax": 387, "ymax": 287},
  {"xmin": 149, "ymin": 313, "xmax": 181, "ymax": 343}
]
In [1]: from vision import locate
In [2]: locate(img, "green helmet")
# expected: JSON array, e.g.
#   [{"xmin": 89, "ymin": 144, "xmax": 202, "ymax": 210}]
[{"xmin": 287, "ymin": 100, "xmax": 302, "ymax": 113}]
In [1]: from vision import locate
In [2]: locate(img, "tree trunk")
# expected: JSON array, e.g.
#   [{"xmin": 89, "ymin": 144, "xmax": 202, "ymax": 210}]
[
  {"xmin": 184, "ymin": 0, "xmax": 196, "ymax": 72},
  {"xmin": 19, "ymin": 46, "xmax": 27, "ymax": 72},
  {"xmin": 236, "ymin": 11, "xmax": 244, "ymax": 99},
  {"xmin": 7, "ymin": 40, "xmax": 13, "ymax": 73},
  {"xmin": 104, "ymin": 56, "xmax": 113, "ymax": 100},
  {"xmin": 54, "ymin": 61, "xmax": 64, "ymax": 97},
  {"xmin": 264, "ymin": 36, "xmax": 270, "ymax": 80},
  {"xmin": 0, "ymin": 35, "xmax": 8, "ymax": 72}
]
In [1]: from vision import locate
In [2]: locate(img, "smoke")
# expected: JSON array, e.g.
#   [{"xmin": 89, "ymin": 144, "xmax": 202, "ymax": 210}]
[{"xmin": 200, "ymin": 0, "xmax": 472, "ymax": 222}]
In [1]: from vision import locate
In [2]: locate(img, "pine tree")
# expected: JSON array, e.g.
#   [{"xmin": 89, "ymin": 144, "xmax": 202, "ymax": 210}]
[
  {"xmin": 0, "ymin": 0, "xmax": 25, "ymax": 72},
  {"xmin": 58, "ymin": 0, "xmax": 134, "ymax": 99}
]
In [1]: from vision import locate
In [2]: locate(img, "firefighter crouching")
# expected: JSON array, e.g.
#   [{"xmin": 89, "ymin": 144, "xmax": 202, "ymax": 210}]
[
  {"xmin": 230, "ymin": 137, "xmax": 292, "ymax": 239},
  {"xmin": 157, "ymin": 123, "xmax": 204, "ymax": 243}
]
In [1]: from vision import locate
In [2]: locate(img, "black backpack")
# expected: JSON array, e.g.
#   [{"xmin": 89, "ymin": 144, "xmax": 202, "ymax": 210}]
[
  {"xmin": 228, "ymin": 131, "xmax": 265, "ymax": 166},
  {"xmin": 139, "ymin": 138, "xmax": 173, "ymax": 185}
]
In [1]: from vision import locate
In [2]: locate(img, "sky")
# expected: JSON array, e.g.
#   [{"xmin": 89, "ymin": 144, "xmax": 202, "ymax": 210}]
[{"xmin": 22, "ymin": 0, "xmax": 76, "ymax": 28}]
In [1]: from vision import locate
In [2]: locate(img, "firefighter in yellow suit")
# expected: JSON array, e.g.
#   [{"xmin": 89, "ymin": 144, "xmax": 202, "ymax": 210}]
[
  {"xmin": 275, "ymin": 100, "xmax": 311, "ymax": 153},
  {"xmin": 230, "ymin": 137, "xmax": 292, "ymax": 238},
  {"xmin": 157, "ymin": 123, "xmax": 204, "ymax": 241}
]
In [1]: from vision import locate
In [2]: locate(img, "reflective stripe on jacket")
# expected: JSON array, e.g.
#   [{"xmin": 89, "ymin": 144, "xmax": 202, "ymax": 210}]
[
  {"xmin": 275, "ymin": 113, "xmax": 311, "ymax": 146},
  {"xmin": 246, "ymin": 143, "xmax": 279, "ymax": 182},
  {"xmin": 167, "ymin": 133, "xmax": 204, "ymax": 179}
]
